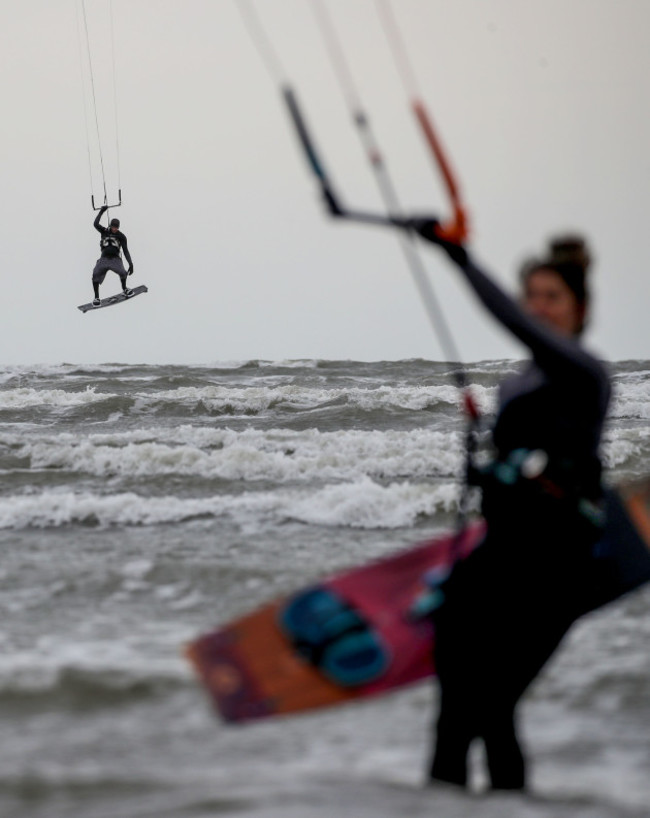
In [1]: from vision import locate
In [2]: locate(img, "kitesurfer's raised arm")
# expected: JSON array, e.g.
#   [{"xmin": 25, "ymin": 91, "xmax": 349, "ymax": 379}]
[
  {"xmin": 407, "ymin": 218, "xmax": 608, "ymax": 395},
  {"xmin": 94, "ymin": 204, "xmax": 108, "ymax": 232}
]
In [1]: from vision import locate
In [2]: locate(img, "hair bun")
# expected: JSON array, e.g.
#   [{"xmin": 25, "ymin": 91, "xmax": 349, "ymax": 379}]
[{"xmin": 548, "ymin": 234, "xmax": 591, "ymax": 274}]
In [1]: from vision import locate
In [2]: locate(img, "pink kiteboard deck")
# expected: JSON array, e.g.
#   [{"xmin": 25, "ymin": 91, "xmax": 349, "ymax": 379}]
[{"xmin": 186, "ymin": 480, "xmax": 650, "ymax": 725}]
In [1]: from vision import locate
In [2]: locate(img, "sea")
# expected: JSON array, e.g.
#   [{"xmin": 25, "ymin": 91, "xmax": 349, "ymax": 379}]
[{"xmin": 3, "ymin": 358, "xmax": 650, "ymax": 818}]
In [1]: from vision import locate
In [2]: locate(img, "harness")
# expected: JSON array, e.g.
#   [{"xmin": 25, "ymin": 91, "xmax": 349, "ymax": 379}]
[
  {"xmin": 100, "ymin": 231, "xmax": 121, "ymax": 256},
  {"xmin": 471, "ymin": 446, "xmax": 605, "ymax": 529}
]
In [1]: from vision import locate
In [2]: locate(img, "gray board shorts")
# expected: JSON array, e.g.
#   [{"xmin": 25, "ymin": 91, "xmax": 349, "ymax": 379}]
[{"xmin": 92, "ymin": 256, "xmax": 127, "ymax": 283}]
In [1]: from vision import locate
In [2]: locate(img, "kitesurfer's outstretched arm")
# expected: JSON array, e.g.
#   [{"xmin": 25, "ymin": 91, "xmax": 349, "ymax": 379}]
[
  {"xmin": 321, "ymin": 189, "xmax": 605, "ymax": 387},
  {"xmin": 407, "ymin": 218, "xmax": 607, "ymax": 391}
]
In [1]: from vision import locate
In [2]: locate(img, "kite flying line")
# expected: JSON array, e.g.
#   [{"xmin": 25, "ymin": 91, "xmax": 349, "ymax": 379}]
[
  {"xmin": 310, "ymin": 0, "xmax": 466, "ymax": 376},
  {"xmin": 237, "ymin": 0, "xmax": 470, "ymax": 376},
  {"xmin": 237, "ymin": 0, "xmax": 480, "ymax": 527},
  {"xmin": 374, "ymin": 0, "xmax": 468, "ymax": 244},
  {"xmin": 76, "ymin": 0, "xmax": 122, "ymax": 213},
  {"xmin": 311, "ymin": 0, "xmax": 480, "ymax": 529}
]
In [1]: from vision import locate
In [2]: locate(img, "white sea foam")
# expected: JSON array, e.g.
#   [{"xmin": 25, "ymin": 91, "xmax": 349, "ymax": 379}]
[
  {"xmin": 0, "ymin": 479, "xmax": 465, "ymax": 530},
  {"xmin": 146, "ymin": 383, "xmax": 485, "ymax": 413},
  {"xmin": 8, "ymin": 416, "xmax": 649, "ymax": 484},
  {"xmin": 18, "ymin": 427, "xmax": 463, "ymax": 482},
  {"xmin": 609, "ymin": 382, "xmax": 650, "ymax": 419},
  {"xmin": 0, "ymin": 386, "xmax": 112, "ymax": 409},
  {"xmin": 0, "ymin": 362, "xmax": 137, "ymax": 381},
  {"xmin": 288, "ymin": 477, "xmax": 464, "ymax": 529},
  {"xmin": 0, "ymin": 491, "xmax": 213, "ymax": 528},
  {"xmin": 258, "ymin": 359, "xmax": 320, "ymax": 369},
  {"xmin": 607, "ymin": 369, "xmax": 650, "ymax": 417},
  {"xmin": 602, "ymin": 428, "xmax": 650, "ymax": 472},
  {"xmin": 0, "ymin": 381, "xmax": 497, "ymax": 414}
]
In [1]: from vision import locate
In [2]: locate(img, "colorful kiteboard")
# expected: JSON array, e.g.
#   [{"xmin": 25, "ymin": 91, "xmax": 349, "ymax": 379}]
[{"xmin": 186, "ymin": 479, "xmax": 650, "ymax": 725}]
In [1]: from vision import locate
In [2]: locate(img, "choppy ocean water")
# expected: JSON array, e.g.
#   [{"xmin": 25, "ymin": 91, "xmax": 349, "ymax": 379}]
[{"xmin": 3, "ymin": 358, "xmax": 650, "ymax": 818}]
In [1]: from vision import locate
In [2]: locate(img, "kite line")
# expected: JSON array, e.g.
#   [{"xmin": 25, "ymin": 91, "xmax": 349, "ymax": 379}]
[
  {"xmin": 374, "ymin": 0, "xmax": 468, "ymax": 244},
  {"xmin": 237, "ymin": 0, "xmax": 470, "ymax": 379},
  {"xmin": 76, "ymin": 0, "xmax": 122, "ymax": 213}
]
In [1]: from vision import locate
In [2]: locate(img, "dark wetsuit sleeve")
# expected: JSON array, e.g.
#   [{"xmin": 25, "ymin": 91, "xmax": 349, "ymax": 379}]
[
  {"xmin": 457, "ymin": 253, "xmax": 606, "ymax": 386},
  {"xmin": 93, "ymin": 212, "xmax": 106, "ymax": 235},
  {"xmin": 121, "ymin": 235, "xmax": 132, "ymax": 266}
]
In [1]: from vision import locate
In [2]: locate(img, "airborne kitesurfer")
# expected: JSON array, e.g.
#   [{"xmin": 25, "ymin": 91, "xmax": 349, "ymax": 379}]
[
  {"xmin": 407, "ymin": 225, "xmax": 610, "ymax": 791},
  {"xmin": 91, "ymin": 205, "xmax": 134, "ymax": 305}
]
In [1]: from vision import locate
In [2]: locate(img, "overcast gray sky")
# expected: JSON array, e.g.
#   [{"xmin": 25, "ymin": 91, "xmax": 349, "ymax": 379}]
[{"xmin": 2, "ymin": 0, "xmax": 649, "ymax": 365}]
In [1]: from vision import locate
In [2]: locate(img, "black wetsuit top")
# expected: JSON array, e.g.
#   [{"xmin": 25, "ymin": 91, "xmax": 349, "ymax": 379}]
[
  {"xmin": 93, "ymin": 212, "xmax": 133, "ymax": 266},
  {"xmin": 459, "ymin": 256, "xmax": 610, "ymax": 509}
]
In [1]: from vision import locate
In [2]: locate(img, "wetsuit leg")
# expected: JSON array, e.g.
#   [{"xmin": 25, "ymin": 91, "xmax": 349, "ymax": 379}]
[
  {"xmin": 111, "ymin": 258, "xmax": 127, "ymax": 277},
  {"xmin": 432, "ymin": 662, "xmax": 527, "ymax": 790},
  {"xmin": 477, "ymin": 576, "xmax": 574, "ymax": 790},
  {"xmin": 429, "ymin": 686, "xmax": 474, "ymax": 786},
  {"xmin": 432, "ymin": 640, "xmax": 527, "ymax": 789},
  {"xmin": 92, "ymin": 258, "xmax": 108, "ymax": 289},
  {"xmin": 429, "ymin": 560, "xmax": 485, "ymax": 787},
  {"xmin": 477, "ymin": 627, "xmax": 566, "ymax": 791},
  {"xmin": 429, "ymin": 540, "xmax": 537, "ymax": 790},
  {"xmin": 481, "ymin": 702, "xmax": 525, "ymax": 790}
]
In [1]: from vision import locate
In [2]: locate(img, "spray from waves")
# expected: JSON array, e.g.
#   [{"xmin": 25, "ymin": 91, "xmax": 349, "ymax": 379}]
[
  {"xmin": 13, "ymin": 427, "xmax": 465, "ymax": 483},
  {"xmin": 0, "ymin": 479, "xmax": 466, "ymax": 531}
]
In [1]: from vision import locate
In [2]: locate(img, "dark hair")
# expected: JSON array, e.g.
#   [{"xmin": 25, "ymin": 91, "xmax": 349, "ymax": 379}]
[
  {"xmin": 110, "ymin": 218, "xmax": 120, "ymax": 228},
  {"xmin": 520, "ymin": 234, "xmax": 592, "ymax": 332}
]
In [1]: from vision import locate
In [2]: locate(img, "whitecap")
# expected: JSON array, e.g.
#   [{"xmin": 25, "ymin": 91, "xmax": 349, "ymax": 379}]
[
  {"xmin": 0, "ymin": 386, "xmax": 114, "ymax": 410},
  {"xmin": 286, "ymin": 477, "xmax": 468, "ymax": 529},
  {"xmin": 18, "ymin": 427, "xmax": 464, "ymax": 483}
]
